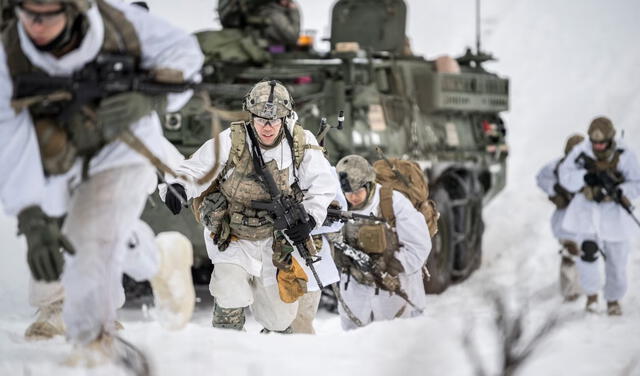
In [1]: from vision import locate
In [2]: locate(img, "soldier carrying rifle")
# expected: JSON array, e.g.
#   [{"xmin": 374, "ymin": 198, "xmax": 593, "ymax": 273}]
[
  {"xmin": 333, "ymin": 155, "xmax": 431, "ymax": 329},
  {"xmin": 558, "ymin": 116, "xmax": 640, "ymax": 316},
  {"xmin": 164, "ymin": 80, "xmax": 336, "ymax": 333}
]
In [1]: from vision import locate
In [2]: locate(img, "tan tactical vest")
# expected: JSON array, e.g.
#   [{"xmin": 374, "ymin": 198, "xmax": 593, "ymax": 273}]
[
  {"xmin": 582, "ymin": 149, "xmax": 625, "ymax": 202},
  {"xmin": 195, "ymin": 121, "xmax": 318, "ymax": 241},
  {"xmin": 342, "ymin": 188, "xmax": 404, "ymax": 281},
  {"xmin": 2, "ymin": 0, "xmax": 141, "ymax": 175}
]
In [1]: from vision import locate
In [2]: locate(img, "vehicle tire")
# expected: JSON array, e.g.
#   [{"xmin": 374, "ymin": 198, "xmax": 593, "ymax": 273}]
[{"xmin": 424, "ymin": 187, "xmax": 455, "ymax": 294}]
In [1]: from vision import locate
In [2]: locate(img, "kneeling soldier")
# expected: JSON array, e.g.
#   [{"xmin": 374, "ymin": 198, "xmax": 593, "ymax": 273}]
[{"xmin": 333, "ymin": 155, "xmax": 431, "ymax": 329}]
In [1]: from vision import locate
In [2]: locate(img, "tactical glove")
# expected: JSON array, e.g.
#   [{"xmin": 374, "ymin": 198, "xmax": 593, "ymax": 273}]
[
  {"xmin": 579, "ymin": 155, "xmax": 596, "ymax": 171},
  {"xmin": 18, "ymin": 206, "xmax": 75, "ymax": 282},
  {"xmin": 284, "ymin": 215, "xmax": 315, "ymax": 244},
  {"xmin": 97, "ymin": 92, "xmax": 167, "ymax": 142},
  {"xmin": 583, "ymin": 172, "xmax": 601, "ymax": 186},
  {"xmin": 165, "ymin": 183, "xmax": 187, "ymax": 215},
  {"xmin": 276, "ymin": 257, "xmax": 308, "ymax": 303}
]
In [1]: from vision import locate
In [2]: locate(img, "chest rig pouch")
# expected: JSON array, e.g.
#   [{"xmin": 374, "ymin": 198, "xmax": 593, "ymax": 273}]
[
  {"xmin": 344, "ymin": 208, "xmax": 405, "ymax": 282},
  {"xmin": 581, "ymin": 150, "xmax": 625, "ymax": 203},
  {"xmin": 221, "ymin": 155, "xmax": 297, "ymax": 240},
  {"xmin": 3, "ymin": 0, "xmax": 141, "ymax": 176}
]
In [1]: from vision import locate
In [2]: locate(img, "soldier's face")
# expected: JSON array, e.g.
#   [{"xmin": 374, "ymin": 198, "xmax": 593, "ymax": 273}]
[
  {"xmin": 253, "ymin": 117, "xmax": 283, "ymax": 146},
  {"xmin": 17, "ymin": 2, "xmax": 67, "ymax": 46},
  {"xmin": 345, "ymin": 187, "xmax": 368, "ymax": 207},
  {"xmin": 592, "ymin": 140, "xmax": 610, "ymax": 152}
]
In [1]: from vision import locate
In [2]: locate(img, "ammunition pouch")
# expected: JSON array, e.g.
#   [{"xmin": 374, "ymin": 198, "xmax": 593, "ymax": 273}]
[
  {"xmin": 582, "ymin": 185, "xmax": 612, "ymax": 203},
  {"xmin": 357, "ymin": 224, "xmax": 387, "ymax": 254},
  {"xmin": 581, "ymin": 240, "xmax": 599, "ymax": 263},
  {"xmin": 34, "ymin": 118, "xmax": 78, "ymax": 175},
  {"xmin": 228, "ymin": 206, "xmax": 273, "ymax": 240}
]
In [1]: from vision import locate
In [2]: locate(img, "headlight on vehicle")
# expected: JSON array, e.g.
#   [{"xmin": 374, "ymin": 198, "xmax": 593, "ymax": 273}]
[{"xmin": 165, "ymin": 113, "xmax": 182, "ymax": 131}]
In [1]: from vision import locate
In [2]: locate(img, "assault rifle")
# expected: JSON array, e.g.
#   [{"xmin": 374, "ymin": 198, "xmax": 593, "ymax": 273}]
[
  {"xmin": 11, "ymin": 53, "xmax": 196, "ymax": 122},
  {"xmin": 325, "ymin": 208, "xmax": 386, "ymax": 224},
  {"xmin": 244, "ymin": 122, "xmax": 325, "ymax": 288},
  {"xmin": 333, "ymin": 241, "xmax": 423, "ymax": 313},
  {"xmin": 576, "ymin": 152, "xmax": 640, "ymax": 228}
]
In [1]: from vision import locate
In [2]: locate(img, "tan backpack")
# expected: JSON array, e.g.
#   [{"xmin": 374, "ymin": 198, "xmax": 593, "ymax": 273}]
[{"xmin": 373, "ymin": 158, "xmax": 439, "ymax": 237}]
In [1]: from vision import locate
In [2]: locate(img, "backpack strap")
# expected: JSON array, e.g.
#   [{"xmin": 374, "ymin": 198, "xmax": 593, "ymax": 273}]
[
  {"xmin": 2, "ymin": 20, "xmax": 35, "ymax": 78},
  {"xmin": 379, "ymin": 186, "xmax": 396, "ymax": 227},
  {"xmin": 228, "ymin": 121, "xmax": 248, "ymax": 166},
  {"xmin": 97, "ymin": 0, "xmax": 141, "ymax": 56}
]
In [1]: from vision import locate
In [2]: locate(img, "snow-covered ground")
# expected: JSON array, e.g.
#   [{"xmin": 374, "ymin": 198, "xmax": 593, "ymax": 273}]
[{"xmin": 1, "ymin": 1, "xmax": 640, "ymax": 375}]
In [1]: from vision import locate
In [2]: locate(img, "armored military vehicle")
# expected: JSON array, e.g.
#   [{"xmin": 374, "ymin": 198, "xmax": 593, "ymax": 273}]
[{"xmin": 141, "ymin": 0, "xmax": 509, "ymax": 293}]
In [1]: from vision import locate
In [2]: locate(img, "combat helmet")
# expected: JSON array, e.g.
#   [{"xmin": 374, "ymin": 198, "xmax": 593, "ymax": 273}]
[
  {"xmin": 564, "ymin": 134, "xmax": 584, "ymax": 156},
  {"xmin": 243, "ymin": 80, "xmax": 293, "ymax": 120},
  {"xmin": 335, "ymin": 155, "xmax": 376, "ymax": 193},
  {"xmin": 587, "ymin": 116, "xmax": 616, "ymax": 160}
]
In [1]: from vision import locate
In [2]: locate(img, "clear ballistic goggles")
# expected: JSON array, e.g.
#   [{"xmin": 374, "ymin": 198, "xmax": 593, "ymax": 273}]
[
  {"xmin": 253, "ymin": 116, "xmax": 282, "ymax": 128},
  {"xmin": 16, "ymin": 5, "xmax": 66, "ymax": 27}
]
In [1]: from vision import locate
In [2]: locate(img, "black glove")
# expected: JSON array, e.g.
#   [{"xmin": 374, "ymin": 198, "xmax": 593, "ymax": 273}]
[
  {"xmin": 583, "ymin": 172, "xmax": 601, "ymax": 186},
  {"xmin": 165, "ymin": 183, "xmax": 187, "ymax": 215},
  {"xmin": 18, "ymin": 206, "xmax": 76, "ymax": 282},
  {"xmin": 285, "ymin": 215, "xmax": 316, "ymax": 244}
]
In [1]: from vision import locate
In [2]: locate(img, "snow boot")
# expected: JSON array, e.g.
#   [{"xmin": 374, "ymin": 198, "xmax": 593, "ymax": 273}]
[
  {"xmin": 64, "ymin": 332, "xmax": 151, "ymax": 375},
  {"xmin": 24, "ymin": 300, "xmax": 65, "ymax": 340},
  {"xmin": 607, "ymin": 301, "xmax": 622, "ymax": 316},
  {"xmin": 64, "ymin": 332, "xmax": 117, "ymax": 368},
  {"xmin": 585, "ymin": 294, "xmax": 598, "ymax": 313},
  {"xmin": 150, "ymin": 231, "xmax": 196, "ymax": 330},
  {"xmin": 260, "ymin": 326, "xmax": 293, "ymax": 334}
]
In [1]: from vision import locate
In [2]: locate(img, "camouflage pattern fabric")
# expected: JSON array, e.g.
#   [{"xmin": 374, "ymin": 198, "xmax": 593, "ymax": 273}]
[{"xmin": 211, "ymin": 301, "xmax": 245, "ymax": 330}]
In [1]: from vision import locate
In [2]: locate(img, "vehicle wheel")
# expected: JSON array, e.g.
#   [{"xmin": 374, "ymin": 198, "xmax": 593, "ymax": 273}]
[
  {"xmin": 424, "ymin": 187, "xmax": 455, "ymax": 294},
  {"xmin": 453, "ymin": 196, "xmax": 484, "ymax": 278}
]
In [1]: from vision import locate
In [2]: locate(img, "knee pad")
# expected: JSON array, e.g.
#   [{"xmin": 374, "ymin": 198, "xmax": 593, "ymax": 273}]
[
  {"xmin": 212, "ymin": 301, "xmax": 245, "ymax": 330},
  {"xmin": 581, "ymin": 241, "xmax": 599, "ymax": 263}
]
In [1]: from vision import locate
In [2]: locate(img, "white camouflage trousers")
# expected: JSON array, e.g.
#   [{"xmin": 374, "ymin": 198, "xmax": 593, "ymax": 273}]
[
  {"xmin": 575, "ymin": 240, "xmax": 630, "ymax": 302},
  {"xmin": 338, "ymin": 270, "xmax": 424, "ymax": 331},
  {"xmin": 209, "ymin": 263, "xmax": 298, "ymax": 331},
  {"xmin": 28, "ymin": 220, "xmax": 160, "ymax": 310},
  {"xmin": 291, "ymin": 290, "xmax": 322, "ymax": 334},
  {"xmin": 61, "ymin": 164, "xmax": 155, "ymax": 344}
]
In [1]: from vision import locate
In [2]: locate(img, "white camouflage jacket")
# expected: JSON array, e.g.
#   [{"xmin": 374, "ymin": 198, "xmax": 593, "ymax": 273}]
[
  {"xmin": 558, "ymin": 140, "xmax": 640, "ymax": 241},
  {"xmin": 0, "ymin": 1, "xmax": 203, "ymax": 216},
  {"xmin": 170, "ymin": 118, "xmax": 337, "ymax": 285}
]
